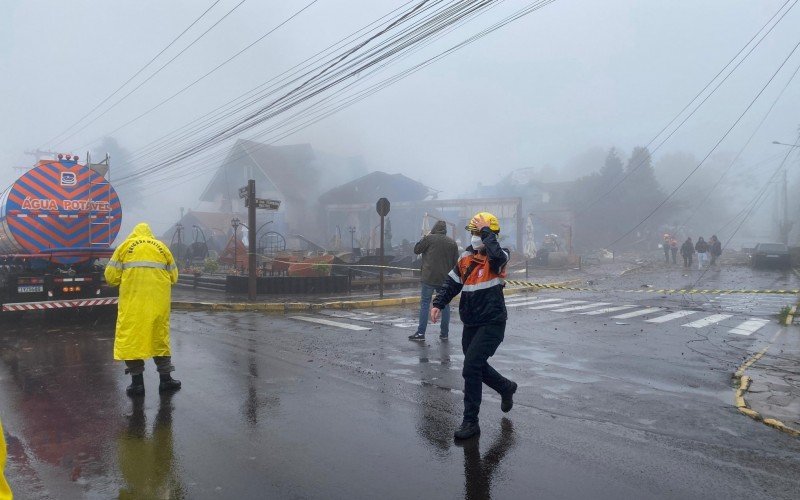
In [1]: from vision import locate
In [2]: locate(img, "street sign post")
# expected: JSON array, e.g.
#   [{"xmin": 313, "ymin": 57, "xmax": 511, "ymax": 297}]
[
  {"xmin": 246, "ymin": 198, "xmax": 281, "ymax": 210},
  {"xmin": 376, "ymin": 198, "xmax": 390, "ymax": 298}
]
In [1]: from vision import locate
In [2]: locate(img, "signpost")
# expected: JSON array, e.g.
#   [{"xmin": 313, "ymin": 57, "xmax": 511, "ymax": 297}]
[
  {"xmin": 376, "ymin": 197, "xmax": 390, "ymax": 299},
  {"xmin": 240, "ymin": 182, "xmax": 281, "ymax": 300}
]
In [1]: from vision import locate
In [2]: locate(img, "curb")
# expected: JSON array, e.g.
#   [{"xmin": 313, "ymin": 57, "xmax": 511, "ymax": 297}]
[
  {"xmin": 170, "ymin": 278, "xmax": 583, "ymax": 313},
  {"xmin": 732, "ymin": 347, "xmax": 800, "ymax": 438}
]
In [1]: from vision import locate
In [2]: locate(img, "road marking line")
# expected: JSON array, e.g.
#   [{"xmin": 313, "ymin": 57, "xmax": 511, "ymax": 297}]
[
  {"xmin": 611, "ymin": 307, "xmax": 663, "ymax": 319},
  {"xmin": 682, "ymin": 314, "xmax": 733, "ymax": 328},
  {"xmin": 290, "ymin": 315, "xmax": 372, "ymax": 331},
  {"xmin": 582, "ymin": 305, "xmax": 637, "ymax": 315},
  {"xmin": 507, "ymin": 298, "xmax": 562, "ymax": 308},
  {"xmin": 729, "ymin": 318, "xmax": 770, "ymax": 336},
  {"xmin": 645, "ymin": 310, "xmax": 699, "ymax": 324},
  {"xmin": 505, "ymin": 295, "xmax": 538, "ymax": 303},
  {"xmin": 528, "ymin": 300, "xmax": 587, "ymax": 310},
  {"xmin": 550, "ymin": 302, "xmax": 611, "ymax": 312}
]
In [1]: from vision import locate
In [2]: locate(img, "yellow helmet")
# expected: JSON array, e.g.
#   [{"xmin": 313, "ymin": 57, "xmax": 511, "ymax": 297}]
[{"xmin": 466, "ymin": 212, "xmax": 500, "ymax": 233}]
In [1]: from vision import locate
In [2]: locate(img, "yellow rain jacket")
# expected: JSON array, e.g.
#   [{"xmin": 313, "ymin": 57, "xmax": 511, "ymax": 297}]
[
  {"xmin": 0, "ymin": 418, "xmax": 12, "ymax": 499},
  {"xmin": 105, "ymin": 223, "xmax": 179, "ymax": 360}
]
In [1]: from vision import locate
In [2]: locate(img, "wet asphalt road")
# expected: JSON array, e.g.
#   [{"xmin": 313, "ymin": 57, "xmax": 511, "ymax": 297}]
[{"xmin": 1, "ymin": 264, "xmax": 799, "ymax": 499}]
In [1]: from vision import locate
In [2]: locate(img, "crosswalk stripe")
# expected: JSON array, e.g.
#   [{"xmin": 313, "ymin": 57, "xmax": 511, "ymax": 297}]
[
  {"xmin": 645, "ymin": 310, "xmax": 698, "ymax": 323},
  {"xmin": 507, "ymin": 298, "xmax": 562, "ymax": 308},
  {"xmin": 582, "ymin": 305, "xmax": 637, "ymax": 315},
  {"xmin": 505, "ymin": 295, "xmax": 538, "ymax": 303},
  {"xmin": 683, "ymin": 314, "xmax": 732, "ymax": 328},
  {"xmin": 729, "ymin": 318, "xmax": 770, "ymax": 336},
  {"xmin": 611, "ymin": 307, "xmax": 663, "ymax": 319},
  {"xmin": 291, "ymin": 315, "xmax": 372, "ymax": 331},
  {"xmin": 528, "ymin": 300, "xmax": 586, "ymax": 310},
  {"xmin": 550, "ymin": 302, "xmax": 611, "ymax": 312}
]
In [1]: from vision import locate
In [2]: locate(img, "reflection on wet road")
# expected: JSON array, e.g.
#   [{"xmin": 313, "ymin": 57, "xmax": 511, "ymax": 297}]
[{"xmin": 0, "ymin": 273, "xmax": 798, "ymax": 499}]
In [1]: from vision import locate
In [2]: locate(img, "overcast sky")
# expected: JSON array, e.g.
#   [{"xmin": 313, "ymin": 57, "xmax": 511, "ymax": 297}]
[{"xmin": 2, "ymin": 0, "xmax": 799, "ymax": 234}]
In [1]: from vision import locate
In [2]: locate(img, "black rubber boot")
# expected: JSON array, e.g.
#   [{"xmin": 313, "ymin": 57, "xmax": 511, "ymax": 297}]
[
  {"xmin": 159, "ymin": 373, "xmax": 181, "ymax": 393},
  {"xmin": 501, "ymin": 381, "xmax": 517, "ymax": 413},
  {"xmin": 126, "ymin": 373, "xmax": 145, "ymax": 397},
  {"xmin": 454, "ymin": 420, "xmax": 480, "ymax": 440}
]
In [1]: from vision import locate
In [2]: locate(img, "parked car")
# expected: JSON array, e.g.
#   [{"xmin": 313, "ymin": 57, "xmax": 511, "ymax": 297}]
[{"xmin": 750, "ymin": 243, "xmax": 791, "ymax": 268}]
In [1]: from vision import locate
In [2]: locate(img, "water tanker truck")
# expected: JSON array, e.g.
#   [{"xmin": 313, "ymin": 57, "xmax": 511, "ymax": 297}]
[{"xmin": 0, "ymin": 154, "xmax": 122, "ymax": 312}]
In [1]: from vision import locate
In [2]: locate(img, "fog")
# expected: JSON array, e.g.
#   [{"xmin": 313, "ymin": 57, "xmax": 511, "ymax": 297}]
[{"xmin": 2, "ymin": 0, "xmax": 799, "ymax": 249}]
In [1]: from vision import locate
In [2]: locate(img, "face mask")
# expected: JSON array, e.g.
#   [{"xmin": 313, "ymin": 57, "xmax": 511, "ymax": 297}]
[{"xmin": 471, "ymin": 235, "xmax": 484, "ymax": 250}]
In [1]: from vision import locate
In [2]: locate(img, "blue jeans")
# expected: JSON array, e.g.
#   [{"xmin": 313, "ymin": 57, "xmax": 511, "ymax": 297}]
[{"xmin": 416, "ymin": 282, "xmax": 450, "ymax": 337}]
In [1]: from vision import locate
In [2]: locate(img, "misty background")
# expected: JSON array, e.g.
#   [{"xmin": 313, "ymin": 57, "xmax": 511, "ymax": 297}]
[{"xmin": 2, "ymin": 0, "xmax": 799, "ymax": 249}]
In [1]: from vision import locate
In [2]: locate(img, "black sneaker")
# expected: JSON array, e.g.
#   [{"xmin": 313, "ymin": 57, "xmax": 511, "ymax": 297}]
[
  {"xmin": 501, "ymin": 381, "xmax": 517, "ymax": 413},
  {"xmin": 408, "ymin": 333, "xmax": 425, "ymax": 341},
  {"xmin": 439, "ymin": 334, "xmax": 449, "ymax": 341},
  {"xmin": 454, "ymin": 420, "xmax": 480, "ymax": 440}
]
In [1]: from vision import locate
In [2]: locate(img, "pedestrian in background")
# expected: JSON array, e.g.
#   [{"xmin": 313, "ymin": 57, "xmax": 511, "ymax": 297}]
[
  {"xmin": 695, "ymin": 236, "xmax": 709, "ymax": 269},
  {"xmin": 669, "ymin": 237, "xmax": 678, "ymax": 265},
  {"xmin": 409, "ymin": 220, "xmax": 459, "ymax": 341},
  {"xmin": 105, "ymin": 222, "xmax": 182, "ymax": 396},
  {"xmin": 431, "ymin": 212, "xmax": 517, "ymax": 440},
  {"xmin": 680, "ymin": 237, "xmax": 695, "ymax": 268},
  {"xmin": 709, "ymin": 235, "xmax": 722, "ymax": 267},
  {"xmin": 662, "ymin": 234, "xmax": 671, "ymax": 264}
]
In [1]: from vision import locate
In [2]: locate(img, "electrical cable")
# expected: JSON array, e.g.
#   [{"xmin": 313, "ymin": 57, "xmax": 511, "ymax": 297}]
[
  {"xmin": 54, "ymin": 0, "xmax": 249, "ymax": 149},
  {"xmin": 40, "ymin": 0, "xmax": 223, "ymax": 149},
  {"xmin": 575, "ymin": 0, "xmax": 797, "ymax": 217},
  {"xmin": 606, "ymin": 35, "xmax": 800, "ymax": 249},
  {"xmin": 118, "ymin": 0, "xmax": 558, "ymax": 196}
]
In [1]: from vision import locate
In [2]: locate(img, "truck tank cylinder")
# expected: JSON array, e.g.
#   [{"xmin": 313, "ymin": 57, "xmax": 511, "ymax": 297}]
[{"xmin": 0, "ymin": 159, "xmax": 122, "ymax": 263}]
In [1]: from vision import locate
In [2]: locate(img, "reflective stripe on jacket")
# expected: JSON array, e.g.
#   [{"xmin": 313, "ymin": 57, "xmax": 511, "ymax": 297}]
[
  {"xmin": 433, "ymin": 227, "xmax": 509, "ymax": 326},
  {"xmin": 105, "ymin": 223, "xmax": 179, "ymax": 360}
]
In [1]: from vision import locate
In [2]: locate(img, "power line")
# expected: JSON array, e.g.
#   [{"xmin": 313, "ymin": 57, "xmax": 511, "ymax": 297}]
[
  {"xmin": 681, "ymin": 56, "xmax": 800, "ymax": 229},
  {"xmin": 41, "ymin": 0, "xmax": 223, "ymax": 149},
  {"xmin": 606, "ymin": 35, "xmax": 800, "ymax": 249},
  {"xmin": 55, "ymin": 0, "xmax": 249, "ymax": 149},
  {"xmin": 575, "ymin": 0, "xmax": 797, "ymax": 217},
  {"xmin": 117, "ymin": 0, "xmax": 558, "ymax": 193}
]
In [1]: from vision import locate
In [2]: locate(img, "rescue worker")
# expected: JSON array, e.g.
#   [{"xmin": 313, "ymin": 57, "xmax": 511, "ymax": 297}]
[
  {"xmin": 669, "ymin": 237, "xmax": 679, "ymax": 265},
  {"xmin": 431, "ymin": 213, "xmax": 517, "ymax": 440},
  {"xmin": 662, "ymin": 233, "xmax": 670, "ymax": 264},
  {"xmin": 105, "ymin": 223, "xmax": 181, "ymax": 396},
  {"xmin": 409, "ymin": 220, "xmax": 459, "ymax": 341}
]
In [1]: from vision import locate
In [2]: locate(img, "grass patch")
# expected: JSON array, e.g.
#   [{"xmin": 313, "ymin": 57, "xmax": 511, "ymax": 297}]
[{"xmin": 778, "ymin": 305, "xmax": 793, "ymax": 324}]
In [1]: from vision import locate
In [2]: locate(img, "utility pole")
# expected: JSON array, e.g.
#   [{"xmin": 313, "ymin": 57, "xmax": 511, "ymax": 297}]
[{"xmin": 248, "ymin": 179, "xmax": 257, "ymax": 301}]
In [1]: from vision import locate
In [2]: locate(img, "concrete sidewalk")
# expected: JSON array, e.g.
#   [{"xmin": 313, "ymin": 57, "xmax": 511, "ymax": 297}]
[{"xmin": 746, "ymin": 328, "xmax": 800, "ymax": 437}]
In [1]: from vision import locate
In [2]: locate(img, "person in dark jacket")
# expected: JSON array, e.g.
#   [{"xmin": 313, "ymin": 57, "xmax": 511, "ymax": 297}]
[
  {"xmin": 680, "ymin": 237, "xmax": 695, "ymax": 268},
  {"xmin": 695, "ymin": 236, "xmax": 709, "ymax": 269},
  {"xmin": 409, "ymin": 220, "xmax": 459, "ymax": 341},
  {"xmin": 669, "ymin": 237, "xmax": 678, "ymax": 264},
  {"xmin": 709, "ymin": 235, "xmax": 722, "ymax": 266},
  {"xmin": 431, "ymin": 212, "xmax": 517, "ymax": 441}
]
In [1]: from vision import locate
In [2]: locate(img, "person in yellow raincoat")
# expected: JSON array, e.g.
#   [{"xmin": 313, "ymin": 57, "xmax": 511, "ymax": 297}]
[
  {"xmin": 0, "ymin": 418, "xmax": 12, "ymax": 499},
  {"xmin": 105, "ymin": 222, "xmax": 181, "ymax": 396}
]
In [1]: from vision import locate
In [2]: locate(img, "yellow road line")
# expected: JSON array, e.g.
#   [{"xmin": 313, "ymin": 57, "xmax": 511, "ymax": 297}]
[{"xmin": 732, "ymin": 345, "xmax": 800, "ymax": 438}]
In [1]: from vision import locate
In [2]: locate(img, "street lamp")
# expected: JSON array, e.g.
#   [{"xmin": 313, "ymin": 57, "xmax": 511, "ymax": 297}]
[
  {"xmin": 771, "ymin": 140, "xmax": 800, "ymax": 148},
  {"xmin": 231, "ymin": 218, "xmax": 241, "ymax": 273}
]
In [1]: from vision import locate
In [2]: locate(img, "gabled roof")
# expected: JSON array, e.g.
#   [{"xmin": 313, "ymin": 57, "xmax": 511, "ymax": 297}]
[
  {"xmin": 200, "ymin": 139, "xmax": 318, "ymax": 202},
  {"xmin": 319, "ymin": 171, "xmax": 434, "ymax": 205}
]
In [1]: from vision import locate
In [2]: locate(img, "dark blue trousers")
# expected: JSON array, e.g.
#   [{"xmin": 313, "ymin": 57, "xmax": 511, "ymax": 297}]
[{"xmin": 461, "ymin": 322, "xmax": 511, "ymax": 423}]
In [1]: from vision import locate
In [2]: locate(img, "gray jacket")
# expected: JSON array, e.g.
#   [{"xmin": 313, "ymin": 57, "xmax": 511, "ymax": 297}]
[{"xmin": 414, "ymin": 221, "xmax": 459, "ymax": 286}]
